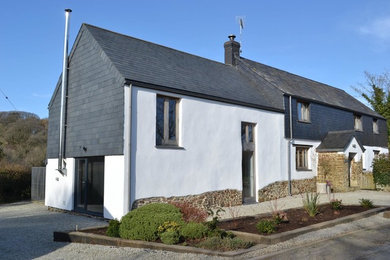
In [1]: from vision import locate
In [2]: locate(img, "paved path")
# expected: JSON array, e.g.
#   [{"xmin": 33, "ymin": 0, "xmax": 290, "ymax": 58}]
[
  {"xmin": 0, "ymin": 190, "xmax": 389, "ymax": 259},
  {"xmin": 218, "ymin": 190, "xmax": 390, "ymax": 220},
  {"xmin": 252, "ymin": 219, "xmax": 390, "ymax": 260}
]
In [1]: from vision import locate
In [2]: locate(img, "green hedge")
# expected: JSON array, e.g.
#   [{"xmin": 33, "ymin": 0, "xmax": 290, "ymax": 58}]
[
  {"xmin": 119, "ymin": 203, "xmax": 183, "ymax": 241},
  {"xmin": 373, "ymin": 154, "xmax": 390, "ymax": 186},
  {"xmin": 0, "ymin": 168, "xmax": 31, "ymax": 203}
]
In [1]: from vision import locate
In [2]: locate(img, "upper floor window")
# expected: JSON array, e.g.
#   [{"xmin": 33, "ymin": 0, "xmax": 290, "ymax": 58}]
[
  {"xmin": 156, "ymin": 95, "xmax": 179, "ymax": 146},
  {"xmin": 354, "ymin": 115, "xmax": 363, "ymax": 131},
  {"xmin": 241, "ymin": 123, "xmax": 255, "ymax": 144},
  {"xmin": 297, "ymin": 102, "xmax": 310, "ymax": 122},
  {"xmin": 373, "ymin": 119, "xmax": 379, "ymax": 134},
  {"xmin": 241, "ymin": 122, "xmax": 256, "ymax": 151}
]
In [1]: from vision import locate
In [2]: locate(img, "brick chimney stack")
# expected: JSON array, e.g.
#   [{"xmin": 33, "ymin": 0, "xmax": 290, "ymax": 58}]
[{"xmin": 224, "ymin": 34, "xmax": 240, "ymax": 66}]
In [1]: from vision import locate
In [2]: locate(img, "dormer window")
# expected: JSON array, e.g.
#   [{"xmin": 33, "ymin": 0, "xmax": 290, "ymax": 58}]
[
  {"xmin": 354, "ymin": 115, "xmax": 363, "ymax": 131},
  {"xmin": 373, "ymin": 119, "xmax": 379, "ymax": 134},
  {"xmin": 297, "ymin": 102, "xmax": 310, "ymax": 122}
]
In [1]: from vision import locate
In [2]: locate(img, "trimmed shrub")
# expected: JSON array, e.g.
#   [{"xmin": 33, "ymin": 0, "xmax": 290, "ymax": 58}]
[
  {"xmin": 106, "ymin": 219, "xmax": 120, "ymax": 237},
  {"xmin": 373, "ymin": 154, "xmax": 390, "ymax": 186},
  {"xmin": 119, "ymin": 203, "xmax": 183, "ymax": 241},
  {"xmin": 160, "ymin": 230, "xmax": 181, "ymax": 245},
  {"xmin": 157, "ymin": 221, "xmax": 181, "ymax": 234},
  {"xmin": 181, "ymin": 222, "xmax": 208, "ymax": 239},
  {"xmin": 256, "ymin": 219, "xmax": 276, "ymax": 234},
  {"xmin": 170, "ymin": 202, "xmax": 208, "ymax": 223},
  {"xmin": 196, "ymin": 236, "xmax": 254, "ymax": 251}
]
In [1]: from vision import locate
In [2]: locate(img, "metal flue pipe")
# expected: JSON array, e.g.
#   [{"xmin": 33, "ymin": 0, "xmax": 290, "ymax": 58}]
[{"xmin": 58, "ymin": 9, "xmax": 72, "ymax": 173}]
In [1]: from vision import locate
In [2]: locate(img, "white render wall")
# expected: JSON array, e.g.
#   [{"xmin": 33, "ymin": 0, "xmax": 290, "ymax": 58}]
[
  {"xmin": 45, "ymin": 156, "xmax": 127, "ymax": 220},
  {"xmin": 103, "ymin": 155, "xmax": 126, "ymax": 219},
  {"xmin": 290, "ymin": 139, "xmax": 320, "ymax": 180},
  {"xmin": 130, "ymin": 87, "xmax": 288, "ymax": 205},
  {"xmin": 344, "ymin": 137, "xmax": 364, "ymax": 161},
  {"xmin": 363, "ymin": 146, "xmax": 389, "ymax": 171},
  {"xmin": 45, "ymin": 158, "xmax": 75, "ymax": 211}
]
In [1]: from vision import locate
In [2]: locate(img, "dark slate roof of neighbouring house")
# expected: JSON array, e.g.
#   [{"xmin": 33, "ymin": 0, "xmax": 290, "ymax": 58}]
[
  {"xmin": 82, "ymin": 24, "xmax": 285, "ymax": 112},
  {"xmin": 316, "ymin": 130, "xmax": 365, "ymax": 152},
  {"xmin": 240, "ymin": 58, "xmax": 383, "ymax": 118}
]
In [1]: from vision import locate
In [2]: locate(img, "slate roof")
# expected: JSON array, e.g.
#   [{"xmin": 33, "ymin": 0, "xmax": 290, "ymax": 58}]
[
  {"xmin": 240, "ymin": 58, "xmax": 383, "ymax": 118},
  {"xmin": 316, "ymin": 130, "xmax": 365, "ymax": 152},
  {"xmin": 52, "ymin": 24, "xmax": 381, "ymax": 119},
  {"xmin": 83, "ymin": 24, "xmax": 284, "ymax": 112}
]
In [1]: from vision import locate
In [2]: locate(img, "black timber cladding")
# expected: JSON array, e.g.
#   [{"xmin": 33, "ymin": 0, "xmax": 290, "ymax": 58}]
[
  {"xmin": 47, "ymin": 27, "xmax": 124, "ymax": 158},
  {"xmin": 284, "ymin": 96, "xmax": 388, "ymax": 147}
]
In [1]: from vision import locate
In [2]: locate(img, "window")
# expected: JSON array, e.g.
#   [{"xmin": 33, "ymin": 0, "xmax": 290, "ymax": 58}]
[
  {"xmin": 241, "ymin": 122, "xmax": 256, "ymax": 152},
  {"xmin": 374, "ymin": 150, "xmax": 380, "ymax": 159},
  {"xmin": 241, "ymin": 123, "xmax": 255, "ymax": 144},
  {"xmin": 354, "ymin": 115, "xmax": 363, "ymax": 131},
  {"xmin": 373, "ymin": 119, "xmax": 379, "ymax": 134},
  {"xmin": 296, "ymin": 146, "xmax": 309, "ymax": 170},
  {"xmin": 156, "ymin": 95, "xmax": 179, "ymax": 146},
  {"xmin": 297, "ymin": 102, "xmax": 310, "ymax": 122}
]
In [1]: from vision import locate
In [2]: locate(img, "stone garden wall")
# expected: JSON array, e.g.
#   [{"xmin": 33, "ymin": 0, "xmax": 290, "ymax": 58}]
[
  {"xmin": 318, "ymin": 152, "xmax": 364, "ymax": 192},
  {"xmin": 361, "ymin": 171, "xmax": 376, "ymax": 190},
  {"xmin": 257, "ymin": 178, "xmax": 317, "ymax": 202},
  {"xmin": 132, "ymin": 189, "xmax": 242, "ymax": 209}
]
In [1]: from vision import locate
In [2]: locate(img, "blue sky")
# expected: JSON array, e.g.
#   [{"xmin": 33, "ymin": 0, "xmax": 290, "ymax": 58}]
[{"xmin": 1, "ymin": 0, "xmax": 390, "ymax": 118}]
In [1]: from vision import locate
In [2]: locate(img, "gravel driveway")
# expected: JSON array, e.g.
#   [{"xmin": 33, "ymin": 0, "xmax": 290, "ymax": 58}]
[
  {"xmin": 1, "ymin": 190, "xmax": 390, "ymax": 259},
  {"xmin": 0, "ymin": 202, "xmax": 220, "ymax": 259}
]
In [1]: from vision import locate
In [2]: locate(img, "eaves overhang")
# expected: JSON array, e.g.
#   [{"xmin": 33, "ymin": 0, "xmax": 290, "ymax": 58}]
[{"xmin": 124, "ymin": 79, "xmax": 285, "ymax": 114}]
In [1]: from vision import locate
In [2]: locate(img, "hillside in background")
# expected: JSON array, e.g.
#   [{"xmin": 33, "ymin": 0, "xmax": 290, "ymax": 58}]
[{"xmin": 0, "ymin": 111, "xmax": 47, "ymax": 171}]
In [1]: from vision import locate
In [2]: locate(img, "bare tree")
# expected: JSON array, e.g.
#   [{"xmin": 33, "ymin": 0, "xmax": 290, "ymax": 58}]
[{"xmin": 354, "ymin": 71, "xmax": 390, "ymax": 146}]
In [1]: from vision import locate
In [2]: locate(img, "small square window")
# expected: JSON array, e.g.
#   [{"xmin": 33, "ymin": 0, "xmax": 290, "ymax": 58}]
[
  {"xmin": 354, "ymin": 115, "xmax": 363, "ymax": 131},
  {"xmin": 373, "ymin": 119, "xmax": 379, "ymax": 134},
  {"xmin": 296, "ymin": 146, "xmax": 309, "ymax": 170},
  {"xmin": 156, "ymin": 95, "xmax": 179, "ymax": 146},
  {"xmin": 297, "ymin": 102, "xmax": 310, "ymax": 122}
]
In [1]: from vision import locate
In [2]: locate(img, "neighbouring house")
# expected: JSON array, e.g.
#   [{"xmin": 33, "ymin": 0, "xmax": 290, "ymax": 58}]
[{"xmin": 45, "ymin": 24, "xmax": 388, "ymax": 219}]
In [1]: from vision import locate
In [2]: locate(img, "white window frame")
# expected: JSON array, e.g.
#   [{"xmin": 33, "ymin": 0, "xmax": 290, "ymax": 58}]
[
  {"xmin": 297, "ymin": 102, "xmax": 310, "ymax": 122},
  {"xmin": 295, "ymin": 146, "xmax": 310, "ymax": 171},
  {"xmin": 354, "ymin": 115, "xmax": 363, "ymax": 131}
]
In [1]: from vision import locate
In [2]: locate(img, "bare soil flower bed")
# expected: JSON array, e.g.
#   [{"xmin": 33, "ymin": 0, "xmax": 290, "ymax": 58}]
[
  {"xmin": 217, "ymin": 204, "xmax": 371, "ymax": 235},
  {"xmin": 83, "ymin": 205, "xmax": 371, "ymax": 238}
]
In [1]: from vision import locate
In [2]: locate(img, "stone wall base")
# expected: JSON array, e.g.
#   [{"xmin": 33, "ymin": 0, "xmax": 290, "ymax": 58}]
[
  {"xmin": 132, "ymin": 189, "xmax": 242, "ymax": 210},
  {"xmin": 257, "ymin": 178, "xmax": 317, "ymax": 202},
  {"xmin": 361, "ymin": 172, "xmax": 376, "ymax": 190}
]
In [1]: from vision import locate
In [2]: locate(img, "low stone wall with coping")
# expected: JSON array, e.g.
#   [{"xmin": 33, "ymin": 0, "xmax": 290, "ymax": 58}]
[{"xmin": 132, "ymin": 189, "xmax": 242, "ymax": 209}]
